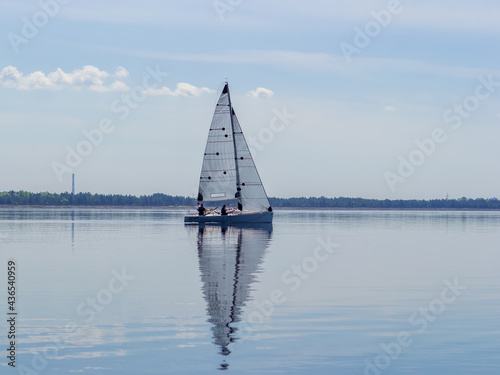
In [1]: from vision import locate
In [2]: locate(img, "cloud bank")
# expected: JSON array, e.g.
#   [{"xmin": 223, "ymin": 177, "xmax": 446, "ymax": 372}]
[
  {"xmin": 0, "ymin": 66, "xmax": 216, "ymax": 97},
  {"xmin": 0, "ymin": 66, "xmax": 130, "ymax": 92}
]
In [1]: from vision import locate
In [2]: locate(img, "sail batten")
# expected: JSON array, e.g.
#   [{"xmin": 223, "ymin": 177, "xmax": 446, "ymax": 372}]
[{"xmin": 197, "ymin": 83, "xmax": 271, "ymax": 212}]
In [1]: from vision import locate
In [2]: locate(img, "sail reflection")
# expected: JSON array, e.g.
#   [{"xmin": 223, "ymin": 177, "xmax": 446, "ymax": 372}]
[{"xmin": 194, "ymin": 223, "xmax": 272, "ymax": 370}]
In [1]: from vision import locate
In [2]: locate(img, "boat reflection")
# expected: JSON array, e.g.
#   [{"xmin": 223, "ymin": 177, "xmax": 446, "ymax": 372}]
[{"xmin": 193, "ymin": 223, "xmax": 272, "ymax": 370}]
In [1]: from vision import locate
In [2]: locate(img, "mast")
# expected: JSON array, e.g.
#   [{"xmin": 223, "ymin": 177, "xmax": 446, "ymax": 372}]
[{"xmin": 226, "ymin": 83, "xmax": 242, "ymax": 210}]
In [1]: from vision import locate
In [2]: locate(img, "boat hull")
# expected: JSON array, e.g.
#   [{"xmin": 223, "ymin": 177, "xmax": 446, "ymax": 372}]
[{"xmin": 184, "ymin": 211, "xmax": 273, "ymax": 224}]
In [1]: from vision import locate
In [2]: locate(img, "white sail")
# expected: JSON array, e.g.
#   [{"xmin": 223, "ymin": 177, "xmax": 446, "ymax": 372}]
[
  {"xmin": 197, "ymin": 83, "xmax": 272, "ymax": 213},
  {"xmin": 231, "ymin": 110, "xmax": 271, "ymax": 212},
  {"xmin": 198, "ymin": 85, "xmax": 238, "ymax": 203}
]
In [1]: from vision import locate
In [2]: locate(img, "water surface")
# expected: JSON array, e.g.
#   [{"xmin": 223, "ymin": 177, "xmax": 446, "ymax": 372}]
[{"xmin": 0, "ymin": 209, "xmax": 499, "ymax": 374}]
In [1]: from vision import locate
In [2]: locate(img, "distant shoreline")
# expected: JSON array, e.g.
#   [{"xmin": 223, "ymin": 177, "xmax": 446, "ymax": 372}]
[
  {"xmin": 2, "ymin": 192, "xmax": 499, "ymax": 210},
  {"xmin": 0, "ymin": 205, "xmax": 499, "ymax": 211}
]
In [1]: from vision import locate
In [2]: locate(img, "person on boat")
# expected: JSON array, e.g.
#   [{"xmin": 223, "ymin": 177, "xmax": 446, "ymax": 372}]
[
  {"xmin": 221, "ymin": 205, "xmax": 228, "ymax": 216},
  {"xmin": 197, "ymin": 204, "xmax": 206, "ymax": 216}
]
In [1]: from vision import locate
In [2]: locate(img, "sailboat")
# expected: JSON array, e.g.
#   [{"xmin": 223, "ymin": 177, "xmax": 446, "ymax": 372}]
[{"xmin": 184, "ymin": 83, "xmax": 273, "ymax": 224}]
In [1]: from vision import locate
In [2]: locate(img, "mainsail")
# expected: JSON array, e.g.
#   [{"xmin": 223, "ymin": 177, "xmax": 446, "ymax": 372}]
[{"xmin": 197, "ymin": 83, "xmax": 272, "ymax": 213}]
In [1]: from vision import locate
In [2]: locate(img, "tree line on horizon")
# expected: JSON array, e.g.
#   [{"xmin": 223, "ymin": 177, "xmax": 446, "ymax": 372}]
[{"xmin": 0, "ymin": 191, "xmax": 499, "ymax": 209}]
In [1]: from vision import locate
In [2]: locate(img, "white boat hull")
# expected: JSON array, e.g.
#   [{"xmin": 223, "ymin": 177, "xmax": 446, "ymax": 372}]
[{"xmin": 184, "ymin": 211, "xmax": 273, "ymax": 224}]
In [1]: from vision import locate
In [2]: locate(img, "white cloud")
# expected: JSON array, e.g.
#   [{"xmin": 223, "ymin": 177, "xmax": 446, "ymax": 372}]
[
  {"xmin": 0, "ymin": 65, "xmax": 215, "ymax": 99},
  {"xmin": 114, "ymin": 66, "xmax": 129, "ymax": 78},
  {"xmin": 144, "ymin": 82, "xmax": 215, "ymax": 97},
  {"xmin": 383, "ymin": 106, "xmax": 396, "ymax": 111},
  {"xmin": 0, "ymin": 66, "xmax": 130, "ymax": 92},
  {"xmin": 248, "ymin": 87, "xmax": 274, "ymax": 98},
  {"xmin": 91, "ymin": 80, "xmax": 130, "ymax": 93}
]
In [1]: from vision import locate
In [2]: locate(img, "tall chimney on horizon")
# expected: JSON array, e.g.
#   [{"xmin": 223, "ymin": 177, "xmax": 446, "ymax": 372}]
[{"xmin": 72, "ymin": 174, "xmax": 75, "ymax": 195}]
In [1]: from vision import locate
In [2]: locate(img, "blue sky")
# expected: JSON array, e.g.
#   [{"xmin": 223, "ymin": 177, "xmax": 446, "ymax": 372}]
[{"xmin": 1, "ymin": 0, "xmax": 499, "ymax": 199}]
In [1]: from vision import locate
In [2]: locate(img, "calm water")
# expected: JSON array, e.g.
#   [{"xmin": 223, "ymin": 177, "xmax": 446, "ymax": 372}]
[{"xmin": 0, "ymin": 209, "xmax": 499, "ymax": 374}]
